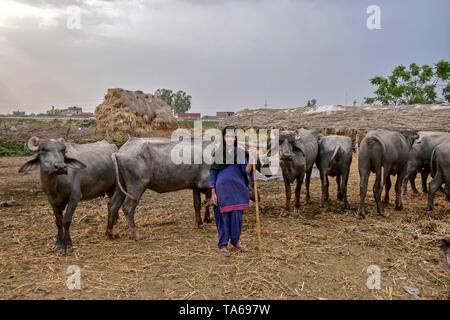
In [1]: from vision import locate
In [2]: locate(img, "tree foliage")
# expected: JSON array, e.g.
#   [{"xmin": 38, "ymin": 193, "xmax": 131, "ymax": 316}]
[
  {"xmin": 364, "ymin": 60, "xmax": 449, "ymax": 105},
  {"xmin": 155, "ymin": 89, "xmax": 192, "ymax": 113}
]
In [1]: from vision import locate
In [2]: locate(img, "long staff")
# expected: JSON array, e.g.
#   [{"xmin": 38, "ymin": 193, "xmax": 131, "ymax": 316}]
[{"xmin": 251, "ymin": 118, "xmax": 262, "ymax": 256}]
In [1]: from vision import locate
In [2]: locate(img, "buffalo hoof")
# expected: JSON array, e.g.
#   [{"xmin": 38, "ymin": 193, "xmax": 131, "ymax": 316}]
[
  {"xmin": 343, "ymin": 202, "xmax": 351, "ymax": 210},
  {"xmin": 380, "ymin": 211, "xmax": 390, "ymax": 218},
  {"xmin": 305, "ymin": 197, "xmax": 312, "ymax": 205},
  {"xmin": 60, "ymin": 239, "xmax": 73, "ymax": 255},
  {"xmin": 357, "ymin": 209, "xmax": 365, "ymax": 219},
  {"xmin": 53, "ymin": 240, "xmax": 63, "ymax": 251},
  {"xmin": 394, "ymin": 204, "xmax": 403, "ymax": 211},
  {"xmin": 280, "ymin": 210, "xmax": 290, "ymax": 218},
  {"xmin": 294, "ymin": 207, "xmax": 301, "ymax": 216},
  {"xmin": 203, "ymin": 217, "xmax": 212, "ymax": 224},
  {"xmin": 105, "ymin": 229, "xmax": 119, "ymax": 239},
  {"xmin": 128, "ymin": 228, "xmax": 141, "ymax": 241}
]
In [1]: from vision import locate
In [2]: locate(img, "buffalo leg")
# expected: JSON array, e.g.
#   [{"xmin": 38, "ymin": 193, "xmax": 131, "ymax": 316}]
[
  {"xmin": 106, "ymin": 189, "xmax": 126, "ymax": 238},
  {"xmin": 342, "ymin": 167, "xmax": 351, "ymax": 210},
  {"xmin": 319, "ymin": 170, "xmax": 329, "ymax": 208},
  {"xmin": 409, "ymin": 172, "xmax": 419, "ymax": 194},
  {"xmin": 305, "ymin": 168, "xmax": 312, "ymax": 204},
  {"xmin": 394, "ymin": 172, "xmax": 404, "ymax": 211},
  {"xmin": 122, "ymin": 185, "xmax": 145, "ymax": 240},
  {"xmin": 383, "ymin": 175, "xmax": 391, "ymax": 204},
  {"xmin": 61, "ymin": 197, "xmax": 80, "ymax": 255},
  {"xmin": 421, "ymin": 167, "xmax": 430, "ymax": 193},
  {"xmin": 204, "ymin": 204, "xmax": 211, "ymax": 224},
  {"xmin": 404, "ymin": 161, "xmax": 420, "ymax": 195},
  {"xmin": 443, "ymin": 184, "xmax": 450, "ymax": 201},
  {"xmin": 281, "ymin": 175, "xmax": 292, "ymax": 217},
  {"xmin": 357, "ymin": 165, "xmax": 370, "ymax": 218},
  {"xmin": 52, "ymin": 203, "xmax": 66, "ymax": 250},
  {"xmin": 193, "ymin": 189, "xmax": 203, "ymax": 228},
  {"xmin": 294, "ymin": 174, "xmax": 304, "ymax": 215},
  {"xmin": 373, "ymin": 165, "xmax": 385, "ymax": 217},
  {"xmin": 336, "ymin": 175, "xmax": 343, "ymax": 201},
  {"xmin": 428, "ymin": 172, "xmax": 443, "ymax": 211},
  {"xmin": 203, "ymin": 189, "xmax": 212, "ymax": 223}
]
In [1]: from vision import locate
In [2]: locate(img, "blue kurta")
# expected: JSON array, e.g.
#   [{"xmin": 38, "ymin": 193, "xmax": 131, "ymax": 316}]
[
  {"xmin": 209, "ymin": 159, "xmax": 252, "ymax": 248},
  {"xmin": 209, "ymin": 161, "xmax": 252, "ymax": 213}
]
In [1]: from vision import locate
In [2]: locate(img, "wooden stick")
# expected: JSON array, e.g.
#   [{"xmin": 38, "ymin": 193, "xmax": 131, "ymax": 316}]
[{"xmin": 251, "ymin": 118, "xmax": 262, "ymax": 256}]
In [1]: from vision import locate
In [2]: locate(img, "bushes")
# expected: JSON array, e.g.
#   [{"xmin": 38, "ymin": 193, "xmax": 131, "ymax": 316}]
[{"xmin": 0, "ymin": 140, "xmax": 33, "ymax": 157}]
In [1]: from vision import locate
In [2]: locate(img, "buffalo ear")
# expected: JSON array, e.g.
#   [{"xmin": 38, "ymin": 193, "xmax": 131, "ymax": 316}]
[
  {"xmin": 293, "ymin": 132, "xmax": 305, "ymax": 155},
  {"xmin": 19, "ymin": 156, "xmax": 40, "ymax": 174},
  {"xmin": 65, "ymin": 157, "xmax": 86, "ymax": 169}
]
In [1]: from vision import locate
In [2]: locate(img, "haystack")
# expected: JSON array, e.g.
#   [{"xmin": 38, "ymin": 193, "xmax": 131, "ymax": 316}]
[
  {"xmin": 222, "ymin": 104, "xmax": 450, "ymax": 138},
  {"xmin": 95, "ymin": 88, "xmax": 178, "ymax": 137}
]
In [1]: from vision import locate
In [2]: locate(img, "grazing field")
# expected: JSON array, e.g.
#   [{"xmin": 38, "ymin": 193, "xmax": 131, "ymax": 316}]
[{"xmin": 0, "ymin": 154, "xmax": 449, "ymax": 300}]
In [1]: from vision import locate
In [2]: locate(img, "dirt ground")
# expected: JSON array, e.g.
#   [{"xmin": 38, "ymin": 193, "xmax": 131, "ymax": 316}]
[{"xmin": 0, "ymin": 155, "xmax": 449, "ymax": 300}]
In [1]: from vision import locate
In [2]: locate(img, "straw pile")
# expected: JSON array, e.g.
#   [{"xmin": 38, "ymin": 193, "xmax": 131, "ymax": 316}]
[
  {"xmin": 222, "ymin": 104, "xmax": 450, "ymax": 134},
  {"xmin": 95, "ymin": 88, "xmax": 178, "ymax": 137}
]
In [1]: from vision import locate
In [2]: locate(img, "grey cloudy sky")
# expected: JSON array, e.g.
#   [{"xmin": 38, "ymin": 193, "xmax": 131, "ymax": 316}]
[{"xmin": 0, "ymin": 0, "xmax": 449, "ymax": 114}]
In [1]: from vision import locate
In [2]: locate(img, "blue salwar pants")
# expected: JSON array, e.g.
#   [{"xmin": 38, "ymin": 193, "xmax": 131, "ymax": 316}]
[{"xmin": 214, "ymin": 206, "xmax": 243, "ymax": 248}]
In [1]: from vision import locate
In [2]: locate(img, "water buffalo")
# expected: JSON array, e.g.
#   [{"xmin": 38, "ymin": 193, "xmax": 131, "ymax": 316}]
[
  {"xmin": 403, "ymin": 131, "xmax": 450, "ymax": 194},
  {"xmin": 440, "ymin": 235, "xmax": 450, "ymax": 276},
  {"xmin": 107, "ymin": 137, "xmax": 214, "ymax": 240},
  {"xmin": 358, "ymin": 128, "xmax": 418, "ymax": 218},
  {"xmin": 279, "ymin": 129, "xmax": 319, "ymax": 217},
  {"xmin": 316, "ymin": 135, "xmax": 353, "ymax": 209},
  {"xmin": 18, "ymin": 137, "xmax": 118, "ymax": 254},
  {"xmin": 427, "ymin": 141, "xmax": 450, "ymax": 211}
]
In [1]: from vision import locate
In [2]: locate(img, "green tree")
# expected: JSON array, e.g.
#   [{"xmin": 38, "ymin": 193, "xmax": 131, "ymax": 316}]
[
  {"xmin": 154, "ymin": 89, "xmax": 174, "ymax": 106},
  {"xmin": 172, "ymin": 90, "xmax": 192, "ymax": 113},
  {"xmin": 364, "ymin": 60, "xmax": 450, "ymax": 105},
  {"xmin": 154, "ymin": 88, "xmax": 192, "ymax": 113}
]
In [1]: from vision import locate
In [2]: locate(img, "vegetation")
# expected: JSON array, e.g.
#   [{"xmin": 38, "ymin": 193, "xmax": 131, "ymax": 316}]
[
  {"xmin": 0, "ymin": 141, "xmax": 33, "ymax": 157},
  {"xmin": 155, "ymin": 88, "xmax": 192, "ymax": 113},
  {"xmin": 364, "ymin": 60, "xmax": 450, "ymax": 105}
]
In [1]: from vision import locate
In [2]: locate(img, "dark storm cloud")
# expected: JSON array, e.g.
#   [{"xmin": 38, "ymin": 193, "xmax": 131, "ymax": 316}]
[{"xmin": 0, "ymin": 0, "xmax": 449, "ymax": 114}]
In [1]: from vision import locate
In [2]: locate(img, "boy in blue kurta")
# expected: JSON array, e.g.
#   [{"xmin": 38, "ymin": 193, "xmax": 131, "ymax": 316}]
[{"xmin": 209, "ymin": 126, "xmax": 253, "ymax": 257}]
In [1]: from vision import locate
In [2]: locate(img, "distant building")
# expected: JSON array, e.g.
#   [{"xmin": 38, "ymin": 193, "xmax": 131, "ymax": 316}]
[
  {"xmin": 12, "ymin": 110, "xmax": 26, "ymax": 117},
  {"xmin": 77, "ymin": 112, "xmax": 95, "ymax": 118},
  {"xmin": 216, "ymin": 111, "xmax": 234, "ymax": 118},
  {"xmin": 176, "ymin": 112, "xmax": 201, "ymax": 119},
  {"xmin": 63, "ymin": 106, "xmax": 83, "ymax": 116}
]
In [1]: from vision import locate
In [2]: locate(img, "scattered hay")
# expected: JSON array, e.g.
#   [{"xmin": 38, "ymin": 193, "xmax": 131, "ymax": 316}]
[{"xmin": 1, "ymin": 155, "xmax": 449, "ymax": 300}]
